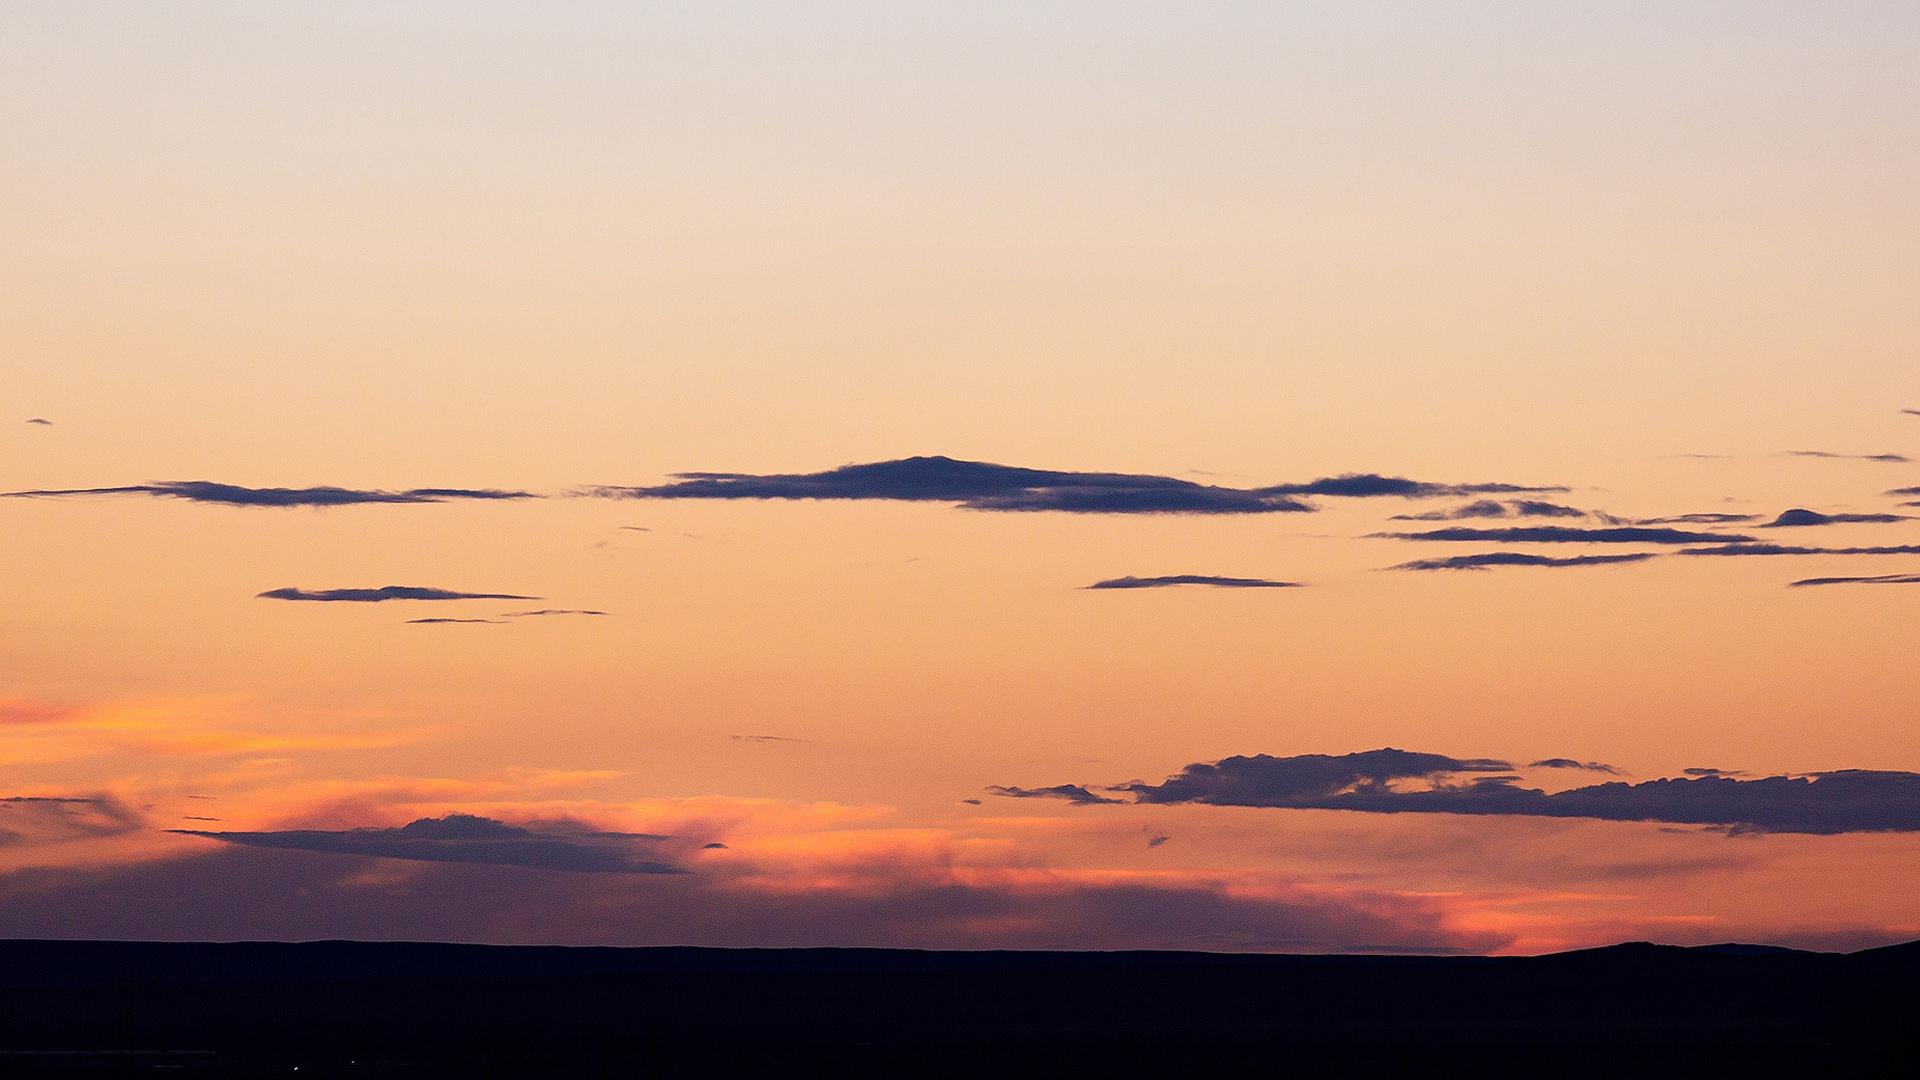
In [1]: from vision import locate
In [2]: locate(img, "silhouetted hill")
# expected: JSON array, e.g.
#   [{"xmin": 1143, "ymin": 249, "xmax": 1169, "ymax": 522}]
[{"xmin": 0, "ymin": 939, "xmax": 1912, "ymax": 1076}]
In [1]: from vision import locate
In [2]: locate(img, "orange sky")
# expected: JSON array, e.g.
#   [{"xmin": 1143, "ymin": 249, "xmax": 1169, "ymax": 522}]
[{"xmin": 3, "ymin": 2, "xmax": 1918, "ymax": 953}]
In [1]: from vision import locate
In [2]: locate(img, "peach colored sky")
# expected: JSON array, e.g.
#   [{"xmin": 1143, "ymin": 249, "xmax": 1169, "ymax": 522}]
[{"xmin": 3, "ymin": 3, "xmax": 1918, "ymax": 953}]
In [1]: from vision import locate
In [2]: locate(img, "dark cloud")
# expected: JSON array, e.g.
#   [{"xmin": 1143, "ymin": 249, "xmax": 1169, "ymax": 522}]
[
  {"xmin": 1042, "ymin": 749, "xmax": 1920, "ymax": 834},
  {"xmin": 1788, "ymin": 573, "xmax": 1920, "ymax": 588},
  {"xmin": 1085, "ymin": 575, "xmax": 1303, "ymax": 590},
  {"xmin": 0, "ymin": 795, "xmax": 142, "ymax": 847},
  {"xmin": 618, "ymin": 526, "xmax": 652, "ymax": 532},
  {"xmin": 406, "ymin": 618, "xmax": 506, "ymax": 625},
  {"xmin": 0, "ymin": 481, "xmax": 537, "ymax": 507},
  {"xmin": 582, "ymin": 456, "xmax": 1560, "ymax": 516},
  {"xmin": 1390, "ymin": 552, "xmax": 1656, "ymax": 572},
  {"xmin": 1392, "ymin": 499, "xmax": 1589, "ymax": 522},
  {"xmin": 1761, "ymin": 509, "xmax": 1909, "ymax": 528},
  {"xmin": 1529, "ymin": 759, "xmax": 1626, "ymax": 775},
  {"xmin": 259, "ymin": 586, "xmax": 539, "ymax": 603},
  {"xmin": 986, "ymin": 784, "xmax": 1124, "ymax": 805},
  {"xmin": 503, "ymin": 609, "xmax": 608, "ymax": 618},
  {"xmin": 1887, "ymin": 486, "xmax": 1920, "ymax": 497},
  {"xmin": 24, "ymin": 418, "xmax": 52, "ymax": 426},
  {"xmin": 1903, "ymin": 409, "xmax": 1920, "ymax": 417},
  {"xmin": 1678, "ymin": 543, "xmax": 1920, "ymax": 557},
  {"xmin": 959, "ymin": 798, "xmax": 983, "ymax": 806},
  {"xmin": 1686, "ymin": 768, "xmax": 1747, "ymax": 779},
  {"xmin": 1785, "ymin": 451, "xmax": 1912, "ymax": 464},
  {"xmin": 171, "ymin": 814, "xmax": 682, "ymax": 874},
  {"xmin": 1146, "ymin": 835, "xmax": 1171, "ymax": 848},
  {"xmin": 1383, "ymin": 526, "xmax": 1745, "ymax": 545}
]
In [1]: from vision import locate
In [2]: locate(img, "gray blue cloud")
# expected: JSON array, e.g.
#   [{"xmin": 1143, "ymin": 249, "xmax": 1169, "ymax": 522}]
[
  {"xmin": 171, "ymin": 814, "xmax": 682, "ymax": 874},
  {"xmin": 1085, "ymin": 575, "xmax": 1303, "ymax": 590},
  {"xmin": 1, "ymin": 481, "xmax": 536, "ymax": 507},
  {"xmin": 1761, "ymin": 509, "xmax": 1909, "ymax": 528},
  {"xmin": 1012, "ymin": 748, "xmax": 1920, "ymax": 834},
  {"xmin": 584, "ymin": 456, "xmax": 1561, "ymax": 516},
  {"xmin": 1788, "ymin": 573, "xmax": 1920, "ymax": 588},
  {"xmin": 1383, "ymin": 526, "xmax": 1746, "ymax": 545},
  {"xmin": 259, "ymin": 586, "xmax": 539, "ymax": 603},
  {"xmin": 1391, "ymin": 552, "xmax": 1656, "ymax": 572}
]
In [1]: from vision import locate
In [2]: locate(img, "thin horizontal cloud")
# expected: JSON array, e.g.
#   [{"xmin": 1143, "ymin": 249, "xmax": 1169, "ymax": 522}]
[
  {"xmin": 1628, "ymin": 513, "xmax": 1760, "ymax": 525},
  {"xmin": 1787, "ymin": 573, "xmax": 1920, "ymax": 588},
  {"xmin": 1686, "ymin": 768, "xmax": 1747, "ymax": 778},
  {"xmin": 1017, "ymin": 748, "xmax": 1920, "ymax": 834},
  {"xmin": 406, "ymin": 618, "xmax": 505, "ymax": 625},
  {"xmin": 1888, "ymin": 486, "xmax": 1920, "ymax": 497},
  {"xmin": 731, "ymin": 735, "xmax": 805, "ymax": 744},
  {"xmin": 1, "ymin": 794, "xmax": 143, "ymax": 846},
  {"xmin": 172, "ymin": 814, "xmax": 683, "ymax": 874},
  {"xmin": 1, "ymin": 481, "xmax": 537, "ymax": 507},
  {"xmin": 1761, "ymin": 509, "xmax": 1909, "ymax": 528},
  {"xmin": 1903, "ymin": 409, "xmax": 1920, "ymax": 417},
  {"xmin": 1785, "ymin": 450, "xmax": 1912, "ymax": 464},
  {"xmin": 503, "ymin": 609, "xmax": 608, "ymax": 618},
  {"xmin": 259, "ymin": 586, "xmax": 539, "ymax": 603},
  {"xmin": 1391, "ymin": 499, "xmax": 1589, "ymax": 522},
  {"xmin": 1382, "ymin": 526, "xmax": 1747, "ymax": 545},
  {"xmin": 582, "ymin": 456, "xmax": 1561, "ymax": 516},
  {"xmin": 1146, "ymin": 835, "xmax": 1171, "ymax": 848},
  {"xmin": 1677, "ymin": 543, "xmax": 1920, "ymax": 558},
  {"xmin": 986, "ymin": 784, "xmax": 1123, "ymax": 805},
  {"xmin": 1390, "ymin": 552, "xmax": 1656, "ymax": 572},
  {"xmin": 24, "ymin": 418, "xmax": 52, "ymax": 426},
  {"xmin": 587, "ymin": 456, "xmax": 1312, "ymax": 514},
  {"xmin": 1259, "ymin": 475, "xmax": 1567, "ymax": 498},
  {"xmin": 1084, "ymin": 575, "xmax": 1303, "ymax": 590},
  {"xmin": 1529, "ymin": 759, "xmax": 1625, "ymax": 776}
]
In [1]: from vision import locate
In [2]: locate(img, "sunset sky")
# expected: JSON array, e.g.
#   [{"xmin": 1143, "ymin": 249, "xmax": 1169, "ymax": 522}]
[{"xmin": 4, "ymin": 2, "xmax": 1918, "ymax": 954}]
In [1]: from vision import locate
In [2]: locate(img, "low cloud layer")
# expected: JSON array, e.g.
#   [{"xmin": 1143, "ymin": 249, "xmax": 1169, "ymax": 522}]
[
  {"xmin": 1383, "ymin": 526, "xmax": 1746, "ymax": 545},
  {"xmin": 503, "ymin": 609, "xmax": 609, "ymax": 618},
  {"xmin": 1085, "ymin": 575, "xmax": 1303, "ymax": 590},
  {"xmin": 1391, "ymin": 552, "xmax": 1656, "ymax": 572},
  {"xmin": 259, "ymin": 586, "xmax": 540, "ymax": 603},
  {"xmin": 172, "ymin": 814, "xmax": 682, "ymax": 874},
  {"xmin": 1, "ymin": 481, "xmax": 536, "ymax": 507},
  {"xmin": 583, "ymin": 456, "xmax": 1560, "ymax": 516},
  {"xmin": 1009, "ymin": 748, "xmax": 1920, "ymax": 834}
]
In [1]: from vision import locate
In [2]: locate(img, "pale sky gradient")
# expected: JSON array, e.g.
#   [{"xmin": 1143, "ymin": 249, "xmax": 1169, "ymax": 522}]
[{"xmin": 3, "ymin": 2, "xmax": 1917, "ymax": 953}]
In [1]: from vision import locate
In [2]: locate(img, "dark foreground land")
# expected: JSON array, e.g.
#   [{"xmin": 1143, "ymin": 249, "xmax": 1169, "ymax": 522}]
[{"xmin": 0, "ymin": 939, "xmax": 1914, "ymax": 1077}]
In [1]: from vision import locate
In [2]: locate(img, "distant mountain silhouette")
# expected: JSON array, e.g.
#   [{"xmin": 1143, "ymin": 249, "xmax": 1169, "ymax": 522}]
[{"xmin": 0, "ymin": 939, "xmax": 1911, "ymax": 1076}]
